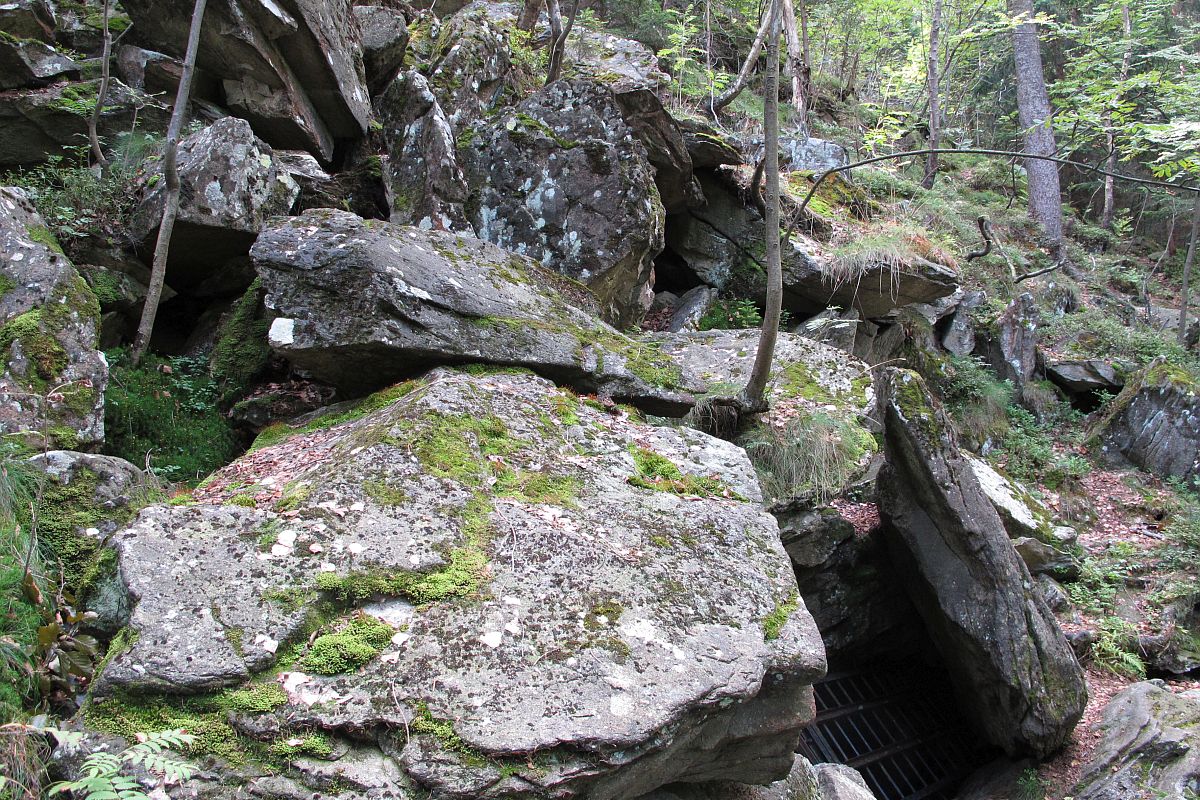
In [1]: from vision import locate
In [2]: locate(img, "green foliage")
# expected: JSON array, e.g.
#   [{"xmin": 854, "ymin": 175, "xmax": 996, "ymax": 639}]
[
  {"xmin": 1093, "ymin": 616, "xmax": 1147, "ymax": 679},
  {"xmin": 1043, "ymin": 308, "xmax": 1200, "ymax": 378},
  {"xmin": 46, "ymin": 728, "xmax": 195, "ymax": 800},
  {"xmin": 1015, "ymin": 767, "xmax": 1048, "ymax": 800},
  {"xmin": 298, "ymin": 614, "xmax": 394, "ymax": 675},
  {"xmin": 0, "ymin": 446, "xmax": 42, "ymax": 722},
  {"xmin": 698, "ymin": 298, "xmax": 762, "ymax": 331},
  {"xmin": 935, "ymin": 355, "xmax": 1013, "ymax": 448},
  {"xmin": 763, "ymin": 592, "xmax": 799, "ymax": 640},
  {"xmin": 103, "ymin": 349, "xmax": 241, "ymax": 484},
  {"xmin": 741, "ymin": 414, "xmax": 876, "ymax": 503},
  {"xmin": 208, "ymin": 280, "xmax": 271, "ymax": 407}
]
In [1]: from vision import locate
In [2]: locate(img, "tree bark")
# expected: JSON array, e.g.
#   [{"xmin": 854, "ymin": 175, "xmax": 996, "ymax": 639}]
[
  {"xmin": 544, "ymin": 0, "xmax": 570, "ymax": 85},
  {"xmin": 741, "ymin": 0, "xmax": 782, "ymax": 412},
  {"xmin": 88, "ymin": 0, "xmax": 112, "ymax": 170},
  {"xmin": 1100, "ymin": 4, "xmax": 1132, "ymax": 231},
  {"xmin": 922, "ymin": 0, "xmax": 943, "ymax": 189},
  {"xmin": 781, "ymin": 0, "xmax": 806, "ymax": 127},
  {"xmin": 1179, "ymin": 193, "xmax": 1200, "ymax": 346},
  {"xmin": 711, "ymin": 9, "xmax": 772, "ymax": 113},
  {"xmin": 1007, "ymin": 0, "xmax": 1064, "ymax": 258},
  {"xmin": 131, "ymin": 0, "xmax": 208, "ymax": 365},
  {"xmin": 799, "ymin": 0, "xmax": 811, "ymax": 103},
  {"xmin": 517, "ymin": 0, "xmax": 543, "ymax": 32}
]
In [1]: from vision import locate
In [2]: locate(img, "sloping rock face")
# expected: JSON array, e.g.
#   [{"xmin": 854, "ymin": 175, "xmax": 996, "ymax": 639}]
[
  {"xmin": 379, "ymin": 70, "xmax": 469, "ymax": 230},
  {"xmin": 422, "ymin": 3, "xmax": 512, "ymax": 129},
  {"xmin": 354, "ymin": 4, "xmax": 409, "ymax": 94},
  {"xmin": 85, "ymin": 368, "xmax": 826, "ymax": 799},
  {"xmin": 963, "ymin": 454, "xmax": 1053, "ymax": 540},
  {"xmin": 252, "ymin": 209, "xmax": 699, "ymax": 412},
  {"xmin": 0, "ymin": 35, "xmax": 78, "ymax": 90},
  {"xmin": 0, "ymin": 187, "xmax": 106, "ymax": 450},
  {"xmin": 876, "ymin": 368, "xmax": 1086, "ymax": 758},
  {"xmin": 463, "ymin": 79, "xmax": 666, "ymax": 327},
  {"xmin": 0, "ymin": 79, "xmax": 171, "ymax": 167},
  {"xmin": 1091, "ymin": 361, "xmax": 1200, "ymax": 482},
  {"xmin": 979, "ymin": 292, "xmax": 1039, "ymax": 392},
  {"xmin": 1074, "ymin": 681, "xmax": 1200, "ymax": 800},
  {"xmin": 120, "ymin": 0, "xmax": 370, "ymax": 161},
  {"xmin": 130, "ymin": 118, "xmax": 299, "ymax": 291}
]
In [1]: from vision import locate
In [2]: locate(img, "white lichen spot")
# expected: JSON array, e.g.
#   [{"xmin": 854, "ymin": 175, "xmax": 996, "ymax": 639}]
[{"xmin": 268, "ymin": 317, "xmax": 295, "ymax": 347}]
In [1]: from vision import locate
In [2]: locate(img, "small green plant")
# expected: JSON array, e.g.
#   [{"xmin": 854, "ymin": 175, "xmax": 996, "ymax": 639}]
[
  {"xmin": 741, "ymin": 414, "xmax": 876, "ymax": 503},
  {"xmin": 1092, "ymin": 616, "xmax": 1147, "ymax": 679},
  {"xmin": 1015, "ymin": 766, "xmax": 1047, "ymax": 800},
  {"xmin": 698, "ymin": 298, "xmax": 762, "ymax": 331},
  {"xmin": 44, "ymin": 728, "xmax": 195, "ymax": 800}
]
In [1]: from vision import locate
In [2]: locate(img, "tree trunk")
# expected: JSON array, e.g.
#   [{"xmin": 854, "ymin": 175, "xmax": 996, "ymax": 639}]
[
  {"xmin": 517, "ymin": 0, "xmax": 543, "ymax": 32},
  {"xmin": 1007, "ymin": 0, "xmax": 1064, "ymax": 258},
  {"xmin": 544, "ymin": 0, "xmax": 570, "ymax": 85},
  {"xmin": 781, "ymin": 0, "xmax": 806, "ymax": 127},
  {"xmin": 922, "ymin": 0, "xmax": 943, "ymax": 189},
  {"xmin": 799, "ymin": 0, "xmax": 811, "ymax": 103},
  {"xmin": 711, "ymin": 9, "xmax": 772, "ymax": 113},
  {"xmin": 131, "ymin": 0, "xmax": 208, "ymax": 365},
  {"xmin": 89, "ymin": 0, "xmax": 112, "ymax": 169},
  {"xmin": 1100, "ymin": 4, "xmax": 1132, "ymax": 231},
  {"xmin": 1179, "ymin": 193, "xmax": 1200, "ymax": 346},
  {"xmin": 741, "ymin": 0, "xmax": 782, "ymax": 412}
]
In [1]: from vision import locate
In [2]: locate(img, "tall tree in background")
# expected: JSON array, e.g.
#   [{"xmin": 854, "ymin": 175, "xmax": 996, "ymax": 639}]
[
  {"xmin": 131, "ymin": 0, "xmax": 208, "ymax": 364},
  {"xmin": 1008, "ymin": 0, "xmax": 1065, "ymax": 258},
  {"xmin": 781, "ymin": 0, "xmax": 807, "ymax": 127},
  {"xmin": 922, "ymin": 0, "xmax": 943, "ymax": 189},
  {"xmin": 1100, "ymin": 4, "xmax": 1132, "ymax": 231},
  {"xmin": 741, "ymin": 0, "xmax": 783, "ymax": 412}
]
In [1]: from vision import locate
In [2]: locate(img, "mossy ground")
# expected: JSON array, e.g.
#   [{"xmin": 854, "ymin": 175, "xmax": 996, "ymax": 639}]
[{"xmin": 627, "ymin": 444, "xmax": 742, "ymax": 499}]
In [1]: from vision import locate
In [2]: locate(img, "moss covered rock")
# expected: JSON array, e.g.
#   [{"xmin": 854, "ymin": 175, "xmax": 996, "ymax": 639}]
[
  {"xmin": 0, "ymin": 186, "xmax": 106, "ymax": 450},
  {"xmin": 84, "ymin": 367, "xmax": 824, "ymax": 798}
]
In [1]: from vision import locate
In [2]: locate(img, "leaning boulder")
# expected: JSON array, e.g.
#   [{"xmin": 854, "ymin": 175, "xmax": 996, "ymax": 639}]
[
  {"xmin": 130, "ymin": 118, "xmax": 299, "ymax": 292},
  {"xmin": 0, "ymin": 187, "xmax": 106, "ymax": 450},
  {"xmin": 83, "ymin": 367, "xmax": 825, "ymax": 799},
  {"xmin": 876, "ymin": 368, "xmax": 1085, "ymax": 758},
  {"xmin": 1074, "ymin": 681, "xmax": 1200, "ymax": 800},
  {"xmin": 252, "ymin": 209, "xmax": 698, "ymax": 412},
  {"xmin": 1090, "ymin": 360, "xmax": 1200, "ymax": 483},
  {"xmin": 354, "ymin": 4, "xmax": 410, "ymax": 94},
  {"xmin": 120, "ymin": 0, "xmax": 370, "ymax": 161},
  {"xmin": 1046, "ymin": 358, "xmax": 1122, "ymax": 395},
  {"xmin": 463, "ymin": 79, "xmax": 666, "ymax": 327},
  {"xmin": 963, "ymin": 454, "xmax": 1053, "ymax": 540}
]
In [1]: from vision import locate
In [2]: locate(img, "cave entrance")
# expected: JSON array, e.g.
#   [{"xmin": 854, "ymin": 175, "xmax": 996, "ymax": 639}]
[{"xmin": 798, "ymin": 663, "xmax": 991, "ymax": 800}]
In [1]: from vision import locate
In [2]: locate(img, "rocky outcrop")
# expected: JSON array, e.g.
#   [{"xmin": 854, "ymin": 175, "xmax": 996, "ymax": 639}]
[
  {"xmin": 463, "ymin": 79, "xmax": 666, "ymax": 327},
  {"xmin": 963, "ymin": 454, "xmax": 1053, "ymax": 540},
  {"xmin": 1091, "ymin": 361, "xmax": 1200, "ymax": 482},
  {"xmin": 130, "ymin": 118, "xmax": 299, "ymax": 292},
  {"xmin": 0, "ymin": 0, "xmax": 56, "ymax": 42},
  {"xmin": 0, "ymin": 187, "xmax": 106, "ymax": 450},
  {"xmin": 941, "ymin": 290, "xmax": 985, "ymax": 356},
  {"xmin": 379, "ymin": 70, "xmax": 469, "ymax": 230},
  {"xmin": 120, "ymin": 0, "xmax": 370, "ymax": 161},
  {"xmin": 354, "ymin": 4, "xmax": 409, "ymax": 94},
  {"xmin": 978, "ymin": 293, "xmax": 1039, "ymax": 392},
  {"xmin": 876, "ymin": 368, "xmax": 1086, "ymax": 758},
  {"xmin": 1046, "ymin": 359, "xmax": 1122, "ymax": 395},
  {"xmin": 1074, "ymin": 681, "xmax": 1200, "ymax": 800},
  {"xmin": 83, "ymin": 367, "xmax": 826, "ymax": 799},
  {"xmin": 639, "ymin": 755, "xmax": 877, "ymax": 800},
  {"xmin": 252, "ymin": 209, "xmax": 699, "ymax": 412},
  {"xmin": 422, "ymin": 3, "xmax": 511, "ymax": 130},
  {"xmin": 613, "ymin": 86, "xmax": 699, "ymax": 214},
  {"xmin": 0, "ymin": 79, "xmax": 171, "ymax": 167},
  {"xmin": 0, "ymin": 35, "xmax": 78, "ymax": 90},
  {"xmin": 741, "ymin": 135, "xmax": 848, "ymax": 173}
]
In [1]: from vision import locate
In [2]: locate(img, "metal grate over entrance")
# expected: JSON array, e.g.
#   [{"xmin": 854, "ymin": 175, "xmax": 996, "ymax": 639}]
[{"xmin": 798, "ymin": 665, "xmax": 987, "ymax": 800}]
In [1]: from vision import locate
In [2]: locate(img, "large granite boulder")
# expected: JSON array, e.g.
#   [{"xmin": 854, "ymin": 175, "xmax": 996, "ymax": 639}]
[
  {"xmin": 614, "ymin": 86, "xmax": 698, "ymax": 214},
  {"xmin": 463, "ymin": 79, "xmax": 666, "ymax": 327},
  {"xmin": 638, "ymin": 755, "xmax": 878, "ymax": 800},
  {"xmin": 0, "ymin": 35, "xmax": 78, "ymax": 90},
  {"xmin": 251, "ymin": 209, "xmax": 699, "ymax": 412},
  {"xmin": 876, "ymin": 368, "xmax": 1086, "ymax": 758},
  {"xmin": 941, "ymin": 289, "xmax": 985, "ymax": 356},
  {"xmin": 129, "ymin": 118, "xmax": 299, "ymax": 292},
  {"xmin": 354, "ymin": 4, "xmax": 409, "ymax": 94},
  {"xmin": 1091, "ymin": 360, "xmax": 1200, "ymax": 482},
  {"xmin": 120, "ymin": 0, "xmax": 370, "ymax": 161},
  {"xmin": 1074, "ymin": 681, "xmax": 1200, "ymax": 800},
  {"xmin": 0, "ymin": 79, "xmax": 171, "ymax": 167},
  {"xmin": 0, "ymin": 187, "xmax": 105, "ymax": 450},
  {"xmin": 1046, "ymin": 358, "xmax": 1122, "ymax": 395},
  {"xmin": 379, "ymin": 70, "xmax": 469, "ymax": 230},
  {"xmin": 421, "ymin": 2, "xmax": 511, "ymax": 130},
  {"xmin": 80, "ymin": 367, "xmax": 826, "ymax": 799}
]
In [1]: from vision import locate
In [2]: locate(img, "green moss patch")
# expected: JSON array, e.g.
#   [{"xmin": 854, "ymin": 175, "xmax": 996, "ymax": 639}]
[
  {"xmin": 298, "ymin": 613, "xmax": 394, "ymax": 675},
  {"xmin": 627, "ymin": 445, "xmax": 742, "ymax": 499},
  {"xmin": 209, "ymin": 279, "xmax": 271, "ymax": 407},
  {"xmin": 763, "ymin": 592, "xmax": 799, "ymax": 640}
]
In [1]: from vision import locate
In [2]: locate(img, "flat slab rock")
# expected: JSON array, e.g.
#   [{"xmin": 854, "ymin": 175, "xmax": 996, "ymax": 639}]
[
  {"xmin": 252, "ymin": 209, "xmax": 700, "ymax": 413},
  {"xmin": 91, "ymin": 368, "xmax": 826, "ymax": 799}
]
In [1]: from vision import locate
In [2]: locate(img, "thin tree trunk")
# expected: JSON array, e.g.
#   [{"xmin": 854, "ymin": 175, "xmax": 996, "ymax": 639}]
[
  {"xmin": 711, "ymin": 9, "xmax": 772, "ymax": 113},
  {"xmin": 741, "ymin": 0, "xmax": 782, "ymax": 412},
  {"xmin": 799, "ymin": 0, "xmax": 811, "ymax": 102},
  {"xmin": 922, "ymin": 0, "xmax": 943, "ymax": 189},
  {"xmin": 1008, "ymin": 0, "xmax": 1065, "ymax": 258},
  {"xmin": 781, "ymin": 0, "xmax": 806, "ymax": 126},
  {"xmin": 131, "ymin": 0, "xmax": 208, "ymax": 365},
  {"xmin": 1100, "ymin": 4, "xmax": 1132, "ymax": 231},
  {"xmin": 545, "ymin": 0, "xmax": 567, "ymax": 84},
  {"xmin": 89, "ymin": 0, "xmax": 112, "ymax": 169},
  {"xmin": 1179, "ymin": 193, "xmax": 1200, "ymax": 346}
]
